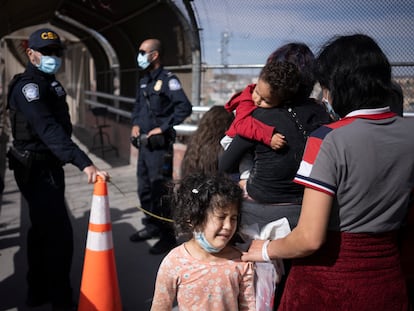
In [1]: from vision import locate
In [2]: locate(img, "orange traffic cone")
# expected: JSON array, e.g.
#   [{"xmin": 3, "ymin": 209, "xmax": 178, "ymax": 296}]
[{"xmin": 78, "ymin": 176, "xmax": 122, "ymax": 311}]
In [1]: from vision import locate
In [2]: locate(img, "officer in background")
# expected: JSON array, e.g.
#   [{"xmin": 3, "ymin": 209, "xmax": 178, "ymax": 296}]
[
  {"xmin": 129, "ymin": 38, "xmax": 192, "ymax": 254},
  {"xmin": 7, "ymin": 28, "xmax": 108, "ymax": 310}
]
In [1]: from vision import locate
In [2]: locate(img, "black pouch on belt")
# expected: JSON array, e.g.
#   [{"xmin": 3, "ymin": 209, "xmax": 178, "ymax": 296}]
[{"xmin": 6, "ymin": 147, "xmax": 33, "ymax": 169}]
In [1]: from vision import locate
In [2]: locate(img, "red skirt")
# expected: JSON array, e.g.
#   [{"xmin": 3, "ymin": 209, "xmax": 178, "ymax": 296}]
[{"xmin": 278, "ymin": 231, "xmax": 410, "ymax": 311}]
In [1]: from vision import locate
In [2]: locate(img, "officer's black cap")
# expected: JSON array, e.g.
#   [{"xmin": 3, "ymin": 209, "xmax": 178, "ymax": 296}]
[{"xmin": 28, "ymin": 28, "xmax": 64, "ymax": 50}]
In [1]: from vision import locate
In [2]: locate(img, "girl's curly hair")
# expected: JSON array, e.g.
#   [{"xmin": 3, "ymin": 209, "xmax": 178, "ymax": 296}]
[{"xmin": 170, "ymin": 173, "xmax": 243, "ymax": 235}]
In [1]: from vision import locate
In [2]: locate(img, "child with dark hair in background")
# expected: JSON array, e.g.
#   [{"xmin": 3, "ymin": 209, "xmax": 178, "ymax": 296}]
[
  {"xmin": 150, "ymin": 173, "xmax": 256, "ymax": 311},
  {"xmin": 180, "ymin": 106, "xmax": 234, "ymax": 178}
]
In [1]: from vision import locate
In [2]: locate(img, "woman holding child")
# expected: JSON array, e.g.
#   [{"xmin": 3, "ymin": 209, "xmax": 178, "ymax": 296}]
[
  {"xmin": 219, "ymin": 43, "xmax": 331, "ymax": 230},
  {"xmin": 242, "ymin": 34, "xmax": 412, "ymax": 311},
  {"xmin": 219, "ymin": 43, "xmax": 331, "ymax": 309}
]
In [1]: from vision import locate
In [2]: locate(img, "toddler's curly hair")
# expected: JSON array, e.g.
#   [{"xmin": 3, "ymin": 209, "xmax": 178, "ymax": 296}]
[{"xmin": 259, "ymin": 60, "xmax": 301, "ymax": 106}]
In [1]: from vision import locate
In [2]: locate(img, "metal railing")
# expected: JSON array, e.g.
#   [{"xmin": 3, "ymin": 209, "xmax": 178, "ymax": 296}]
[
  {"xmin": 84, "ymin": 90, "xmax": 210, "ymax": 135},
  {"xmin": 84, "ymin": 90, "xmax": 414, "ymax": 140}
]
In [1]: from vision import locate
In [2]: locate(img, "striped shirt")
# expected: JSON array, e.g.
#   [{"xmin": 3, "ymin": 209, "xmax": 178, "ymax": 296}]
[{"xmin": 295, "ymin": 107, "xmax": 414, "ymax": 232}]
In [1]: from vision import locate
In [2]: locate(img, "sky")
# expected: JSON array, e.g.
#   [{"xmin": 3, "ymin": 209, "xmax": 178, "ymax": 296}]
[{"xmin": 182, "ymin": 0, "xmax": 414, "ymax": 67}]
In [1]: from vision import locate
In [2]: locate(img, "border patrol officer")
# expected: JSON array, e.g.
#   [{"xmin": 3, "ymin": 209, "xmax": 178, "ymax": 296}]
[
  {"xmin": 129, "ymin": 38, "xmax": 192, "ymax": 254},
  {"xmin": 7, "ymin": 28, "xmax": 108, "ymax": 310}
]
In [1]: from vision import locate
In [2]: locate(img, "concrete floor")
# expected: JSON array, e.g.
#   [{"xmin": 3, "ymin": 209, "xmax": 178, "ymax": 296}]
[{"xmin": 0, "ymin": 137, "xmax": 171, "ymax": 311}]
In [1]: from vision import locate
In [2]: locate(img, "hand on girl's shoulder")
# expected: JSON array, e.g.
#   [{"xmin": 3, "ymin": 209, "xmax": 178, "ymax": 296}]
[{"xmin": 224, "ymin": 245, "xmax": 244, "ymax": 261}]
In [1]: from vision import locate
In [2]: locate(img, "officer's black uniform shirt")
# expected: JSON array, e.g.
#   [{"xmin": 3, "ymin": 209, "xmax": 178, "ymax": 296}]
[
  {"xmin": 131, "ymin": 66, "xmax": 192, "ymax": 134},
  {"xmin": 8, "ymin": 62, "xmax": 93, "ymax": 170}
]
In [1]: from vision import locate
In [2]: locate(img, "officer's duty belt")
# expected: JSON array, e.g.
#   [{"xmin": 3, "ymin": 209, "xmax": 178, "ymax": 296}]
[{"xmin": 8, "ymin": 147, "xmax": 60, "ymax": 167}]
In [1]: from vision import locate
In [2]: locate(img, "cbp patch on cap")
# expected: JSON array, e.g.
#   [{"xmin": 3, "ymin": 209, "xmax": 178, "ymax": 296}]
[
  {"xmin": 168, "ymin": 78, "xmax": 182, "ymax": 91},
  {"xmin": 22, "ymin": 83, "xmax": 39, "ymax": 102},
  {"xmin": 28, "ymin": 28, "xmax": 63, "ymax": 50}
]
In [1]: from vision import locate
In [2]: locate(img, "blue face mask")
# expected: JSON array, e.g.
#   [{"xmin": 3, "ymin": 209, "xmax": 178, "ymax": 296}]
[
  {"xmin": 194, "ymin": 231, "xmax": 222, "ymax": 253},
  {"xmin": 36, "ymin": 55, "xmax": 62, "ymax": 74},
  {"xmin": 137, "ymin": 53, "xmax": 151, "ymax": 70}
]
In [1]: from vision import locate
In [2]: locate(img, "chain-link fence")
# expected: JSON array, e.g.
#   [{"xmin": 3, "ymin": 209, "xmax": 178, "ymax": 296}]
[{"xmin": 189, "ymin": 0, "xmax": 414, "ymax": 111}]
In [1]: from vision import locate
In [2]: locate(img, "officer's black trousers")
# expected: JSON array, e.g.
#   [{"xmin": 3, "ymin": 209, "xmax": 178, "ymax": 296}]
[
  {"xmin": 137, "ymin": 145, "xmax": 174, "ymax": 236},
  {"xmin": 13, "ymin": 161, "xmax": 73, "ymax": 305}
]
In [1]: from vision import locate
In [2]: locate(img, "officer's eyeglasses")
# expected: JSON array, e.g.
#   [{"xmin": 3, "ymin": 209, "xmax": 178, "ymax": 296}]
[
  {"xmin": 138, "ymin": 50, "xmax": 155, "ymax": 56},
  {"xmin": 37, "ymin": 47, "xmax": 64, "ymax": 57}
]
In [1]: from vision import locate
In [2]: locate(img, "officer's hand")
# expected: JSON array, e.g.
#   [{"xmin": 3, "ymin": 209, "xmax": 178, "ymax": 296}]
[
  {"xmin": 83, "ymin": 165, "xmax": 110, "ymax": 184},
  {"xmin": 131, "ymin": 125, "xmax": 140, "ymax": 137},
  {"xmin": 147, "ymin": 127, "xmax": 162, "ymax": 138}
]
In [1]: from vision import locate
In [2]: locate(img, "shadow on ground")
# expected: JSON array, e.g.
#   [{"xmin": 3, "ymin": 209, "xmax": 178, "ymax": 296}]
[{"xmin": 0, "ymin": 130, "xmax": 169, "ymax": 310}]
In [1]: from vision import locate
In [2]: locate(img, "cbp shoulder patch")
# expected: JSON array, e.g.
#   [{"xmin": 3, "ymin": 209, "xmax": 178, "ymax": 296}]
[
  {"xmin": 168, "ymin": 78, "xmax": 182, "ymax": 91},
  {"xmin": 22, "ymin": 83, "xmax": 39, "ymax": 102}
]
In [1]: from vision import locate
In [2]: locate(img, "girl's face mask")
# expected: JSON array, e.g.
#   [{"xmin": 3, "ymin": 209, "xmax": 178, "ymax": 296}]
[{"xmin": 193, "ymin": 231, "xmax": 223, "ymax": 253}]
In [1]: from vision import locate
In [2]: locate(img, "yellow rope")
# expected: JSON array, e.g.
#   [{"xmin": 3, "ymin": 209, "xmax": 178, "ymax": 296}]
[
  {"xmin": 136, "ymin": 204, "xmax": 174, "ymax": 223},
  {"xmin": 108, "ymin": 179, "xmax": 174, "ymax": 223}
]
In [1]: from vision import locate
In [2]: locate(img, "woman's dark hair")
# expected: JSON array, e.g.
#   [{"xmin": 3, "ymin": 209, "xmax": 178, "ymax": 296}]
[
  {"xmin": 316, "ymin": 34, "xmax": 392, "ymax": 117},
  {"xmin": 181, "ymin": 106, "xmax": 234, "ymax": 177},
  {"xmin": 171, "ymin": 173, "xmax": 243, "ymax": 235},
  {"xmin": 267, "ymin": 43, "xmax": 316, "ymax": 101},
  {"xmin": 388, "ymin": 80, "xmax": 404, "ymax": 116},
  {"xmin": 258, "ymin": 60, "xmax": 300, "ymax": 106}
]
